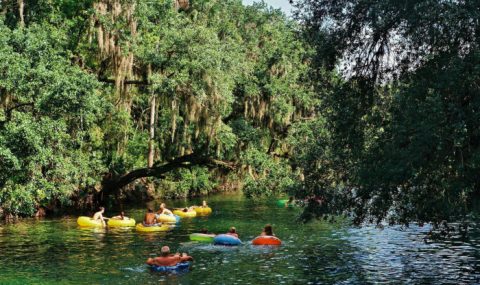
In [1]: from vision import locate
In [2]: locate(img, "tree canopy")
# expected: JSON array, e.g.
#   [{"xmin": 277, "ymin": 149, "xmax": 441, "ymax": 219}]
[
  {"xmin": 291, "ymin": 0, "xmax": 480, "ymax": 225},
  {"xmin": 1, "ymin": 0, "xmax": 479, "ymax": 228},
  {"xmin": 0, "ymin": 0, "xmax": 312, "ymax": 217}
]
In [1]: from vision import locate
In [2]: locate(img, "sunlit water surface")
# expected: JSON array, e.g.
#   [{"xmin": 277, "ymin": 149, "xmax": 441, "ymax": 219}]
[{"xmin": 0, "ymin": 194, "xmax": 479, "ymax": 284}]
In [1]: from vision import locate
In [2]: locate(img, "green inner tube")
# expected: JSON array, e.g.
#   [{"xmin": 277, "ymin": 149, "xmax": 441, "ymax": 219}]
[
  {"xmin": 277, "ymin": 199, "xmax": 295, "ymax": 207},
  {"xmin": 189, "ymin": 233, "xmax": 215, "ymax": 242}
]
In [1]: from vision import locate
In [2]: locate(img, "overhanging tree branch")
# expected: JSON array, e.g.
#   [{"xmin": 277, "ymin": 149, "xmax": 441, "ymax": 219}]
[{"xmin": 102, "ymin": 152, "xmax": 235, "ymax": 193}]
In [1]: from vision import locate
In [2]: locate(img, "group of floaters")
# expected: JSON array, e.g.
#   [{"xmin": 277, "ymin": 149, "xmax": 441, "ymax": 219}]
[
  {"xmin": 148, "ymin": 224, "xmax": 281, "ymax": 272},
  {"xmin": 76, "ymin": 200, "xmax": 212, "ymax": 231},
  {"xmin": 189, "ymin": 224, "xmax": 281, "ymax": 246},
  {"xmin": 77, "ymin": 200, "xmax": 283, "ymax": 273}
]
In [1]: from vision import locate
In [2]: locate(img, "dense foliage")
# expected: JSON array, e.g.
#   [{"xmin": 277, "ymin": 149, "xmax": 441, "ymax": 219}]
[
  {"xmin": 0, "ymin": 0, "xmax": 312, "ymax": 217},
  {"xmin": 292, "ymin": 0, "xmax": 480, "ymax": 225},
  {"xmin": 2, "ymin": 0, "xmax": 478, "ymax": 227}
]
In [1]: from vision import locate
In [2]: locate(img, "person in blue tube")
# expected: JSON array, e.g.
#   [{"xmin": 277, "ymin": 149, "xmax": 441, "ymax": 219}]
[
  {"xmin": 225, "ymin": 226, "xmax": 239, "ymax": 238},
  {"xmin": 146, "ymin": 246, "xmax": 193, "ymax": 266}
]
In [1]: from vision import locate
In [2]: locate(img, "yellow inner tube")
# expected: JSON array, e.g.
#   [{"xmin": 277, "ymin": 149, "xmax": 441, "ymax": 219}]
[
  {"xmin": 157, "ymin": 214, "xmax": 177, "ymax": 223},
  {"xmin": 107, "ymin": 218, "xmax": 136, "ymax": 227},
  {"xmin": 173, "ymin": 209, "xmax": 197, "ymax": 218},
  {"xmin": 135, "ymin": 223, "xmax": 171, "ymax": 232},
  {"xmin": 77, "ymin": 216, "xmax": 103, "ymax": 227},
  {"xmin": 194, "ymin": 207, "xmax": 212, "ymax": 215}
]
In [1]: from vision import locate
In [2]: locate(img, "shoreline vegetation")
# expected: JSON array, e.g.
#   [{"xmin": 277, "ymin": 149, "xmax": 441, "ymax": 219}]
[{"xmin": 1, "ymin": 0, "xmax": 480, "ymax": 231}]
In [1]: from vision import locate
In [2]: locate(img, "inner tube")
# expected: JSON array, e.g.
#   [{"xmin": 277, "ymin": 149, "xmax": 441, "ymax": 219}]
[
  {"xmin": 107, "ymin": 218, "xmax": 136, "ymax": 227},
  {"xmin": 213, "ymin": 234, "xmax": 242, "ymax": 246},
  {"xmin": 149, "ymin": 262, "xmax": 190, "ymax": 273},
  {"xmin": 194, "ymin": 207, "xmax": 212, "ymax": 215},
  {"xmin": 277, "ymin": 199, "xmax": 294, "ymax": 207},
  {"xmin": 135, "ymin": 223, "xmax": 171, "ymax": 232},
  {"xmin": 77, "ymin": 216, "xmax": 103, "ymax": 227},
  {"xmin": 189, "ymin": 233, "xmax": 215, "ymax": 242},
  {"xmin": 173, "ymin": 210, "xmax": 197, "ymax": 218},
  {"xmin": 157, "ymin": 214, "xmax": 180, "ymax": 223},
  {"xmin": 252, "ymin": 235, "xmax": 282, "ymax": 245}
]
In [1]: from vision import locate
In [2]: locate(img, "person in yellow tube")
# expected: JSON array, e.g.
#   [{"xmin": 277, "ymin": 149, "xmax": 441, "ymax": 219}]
[
  {"xmin": 92, "ymin": 207, "xmax": 106, "ymax": 227},
  {"xmin": 157, "ymin": 203, "xmax": 173, "ymax": 216}
]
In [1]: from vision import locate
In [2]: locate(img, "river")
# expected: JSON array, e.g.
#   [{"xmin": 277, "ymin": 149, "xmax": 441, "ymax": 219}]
[{"xmin": 0, "ymin": 194, "xmax": 479, "ymax": 284}]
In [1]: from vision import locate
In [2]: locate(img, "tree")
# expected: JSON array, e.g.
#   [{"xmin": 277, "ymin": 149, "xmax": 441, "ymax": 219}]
[
  {"xmin": 292, "ymin": 0, "xmax": 480, "ymax": 225},
  {"xmin": 0, "ymin": 0, "xmax": 315, "ymax": 217}
]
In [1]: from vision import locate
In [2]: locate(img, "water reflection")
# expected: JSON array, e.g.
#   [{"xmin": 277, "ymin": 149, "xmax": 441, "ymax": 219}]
[{"xmin": 0, "ymin": 194, "xmax": 479, "ymax": 284}]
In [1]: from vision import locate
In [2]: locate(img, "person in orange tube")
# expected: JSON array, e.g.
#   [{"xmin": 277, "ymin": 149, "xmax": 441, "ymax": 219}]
[{"xmin": 260, "ymin": 224, "xmax": 275, "ymax": 236}]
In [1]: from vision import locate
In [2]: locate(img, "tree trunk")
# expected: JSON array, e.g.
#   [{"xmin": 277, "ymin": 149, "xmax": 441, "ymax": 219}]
[
  {"xmin": 1, "ymin": 0, "xmax": 8, "ymax": 16},
  {"xmin": 148, "ymin": 95, "xmax": 156, "ymax": 168},
  {"xmin": 146, "ymin": 65, "xmax": 156, "ymax": 199},
  {"xmin": 17, "ymin": 0, "xmax": 24, "ymax": 27}
]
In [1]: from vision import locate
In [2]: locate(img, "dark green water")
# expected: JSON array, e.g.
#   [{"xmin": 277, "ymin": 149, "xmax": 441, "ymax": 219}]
[{"xmin": 1, "ymin": 194, "xmax": 479, "ymax": 284}]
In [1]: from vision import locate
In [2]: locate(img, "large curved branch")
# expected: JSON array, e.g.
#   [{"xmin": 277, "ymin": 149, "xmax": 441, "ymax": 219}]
[{"xmin": 102, "ymin": 153, "xmax": 235, "ymax": 193}]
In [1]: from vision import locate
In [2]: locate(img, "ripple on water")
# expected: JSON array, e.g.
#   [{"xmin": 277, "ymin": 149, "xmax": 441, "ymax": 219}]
[{"xmin": 1, "ymin": 196, "xmax": 480, "ymax": 284}]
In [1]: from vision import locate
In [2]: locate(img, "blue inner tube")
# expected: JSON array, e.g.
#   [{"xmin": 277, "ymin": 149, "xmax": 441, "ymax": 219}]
[
  {"xmin": 149, "ymin": 262, "xmax": 190, "ymax": 272},
  {"xmin": 213, "ymin": 234, "xmax": 242, "ymax": 246}
]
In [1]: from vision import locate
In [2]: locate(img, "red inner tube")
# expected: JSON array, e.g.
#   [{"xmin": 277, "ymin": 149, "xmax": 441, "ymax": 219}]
[{"xmin": 252, "ymin": 236, "xmax": 282, "ymax": 245}]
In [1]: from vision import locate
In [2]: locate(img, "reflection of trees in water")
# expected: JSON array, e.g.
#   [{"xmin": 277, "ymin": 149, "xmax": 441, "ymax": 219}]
[
  {"xmin": 339, "ymin": 225, "xmax": 480, "ymax": 284},
  {"xmin": 301, "ymin": 238, "xmax": 369, "ymax": 284}
]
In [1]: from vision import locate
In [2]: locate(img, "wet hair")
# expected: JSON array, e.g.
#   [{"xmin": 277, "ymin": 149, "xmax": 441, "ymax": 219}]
[
  {"xmin": 264, "ymin": 224, "xmax": 273, "ymax": 236},
  {"xmin": 183, "ymin": 208, "xmax": 188, "ymax": 212},
  {"xmin": 200, "ymin": 228, "xmax": 208, "ymax": 234},
  {"xmin": 160, "ymin": 246, "xmax": 170, "ymax": 257},
  {"xmin": 229, "ymin": 227, "xmax": 236, "ymax": 234},
  {"xmin": 288, "ymin": 196, "xmax": 294, "ymax": 202},
  {"xmin": 147, "ymin": 208, "xmax": 153, "ymax": 213}
]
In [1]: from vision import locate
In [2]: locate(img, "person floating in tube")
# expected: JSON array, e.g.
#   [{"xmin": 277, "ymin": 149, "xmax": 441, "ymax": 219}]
[
  {"xmin": 225, "ymin": 226, "xmax": 239, "ymax": 238},
  {"xmin": 146, "ymin": 246, "xmax": 193, "ymax": 267},
  {"xmin": 260, "ymin": 224, "xmax": 275, "ymax": 236},
  {"xmin": 92, "ymin": 207, "xmax": 106, "ymax": 227}
]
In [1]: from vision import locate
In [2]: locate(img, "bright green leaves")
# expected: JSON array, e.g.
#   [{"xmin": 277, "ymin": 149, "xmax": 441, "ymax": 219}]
[
  {"xmin": 0, "ymin": 0, "xmax": 316, "ymax": 216},
  {"xmin": 0, "ymin": 19, "xmax": 105, "ymax": 216}
]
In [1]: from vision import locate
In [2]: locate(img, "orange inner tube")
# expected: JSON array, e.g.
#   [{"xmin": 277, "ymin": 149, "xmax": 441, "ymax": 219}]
[{"xmin": 252, "ymin": 236, "xmax": 282, "ymax": 245}]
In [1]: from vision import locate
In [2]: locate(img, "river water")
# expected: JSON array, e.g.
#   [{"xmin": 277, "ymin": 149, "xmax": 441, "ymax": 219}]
[{"xmin": 0, "ymin": 194, "xmax": 479, "ymax": 284}]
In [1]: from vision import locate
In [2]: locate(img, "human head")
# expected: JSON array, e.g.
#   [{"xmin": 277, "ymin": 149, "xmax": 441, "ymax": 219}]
[
  {"xmin": 202, "ymin": 200, "xmax": 207, "ymax": 206},
  {"xmin": 288, "ymin": 196, "xmax": 294, "ymax": 202},
  {"xmin": 183, "ymin": 207, "xmax": 188, "ymax": 212},
  {"xmin": 229, "ymin": 226, "xmax": 236, "ymax": 234},
  {"xmin": 200, "ymin": 228, "xmax": 208, "ymax": 234},
  {"xmin": 264, "ymin": 224, "xmax": 273, "ymax": 235},
  {"xmin": 120, "ymin": 211, "xmax": 125, "ymax": 217},
  {"xmin": 99, "ymin": 207, "xmax": 105, "ymax": 213},
  {"xmin": 147, "ymin": 208, "xmax": 153, "ymax": 213},
  {"xmin": 161, "ymin": 246, "xmax": 170, "ymax": 257},
  {"xmin": 160, "ymin": 203, "xmax": 166, "ymax": 209}
]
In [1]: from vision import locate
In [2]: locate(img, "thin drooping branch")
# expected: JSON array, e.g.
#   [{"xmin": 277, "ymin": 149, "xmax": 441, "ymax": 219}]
[
  {"xmin": 98, "ymin": 72, "xmax": 176, "ymax": 86},
  {"xmin": 98, "ymin": 77, "xmax": 150, "ymax": 85},
  {"xmin": 0, "ymin": 102, "xmax": 34, "ymax": 124}
]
